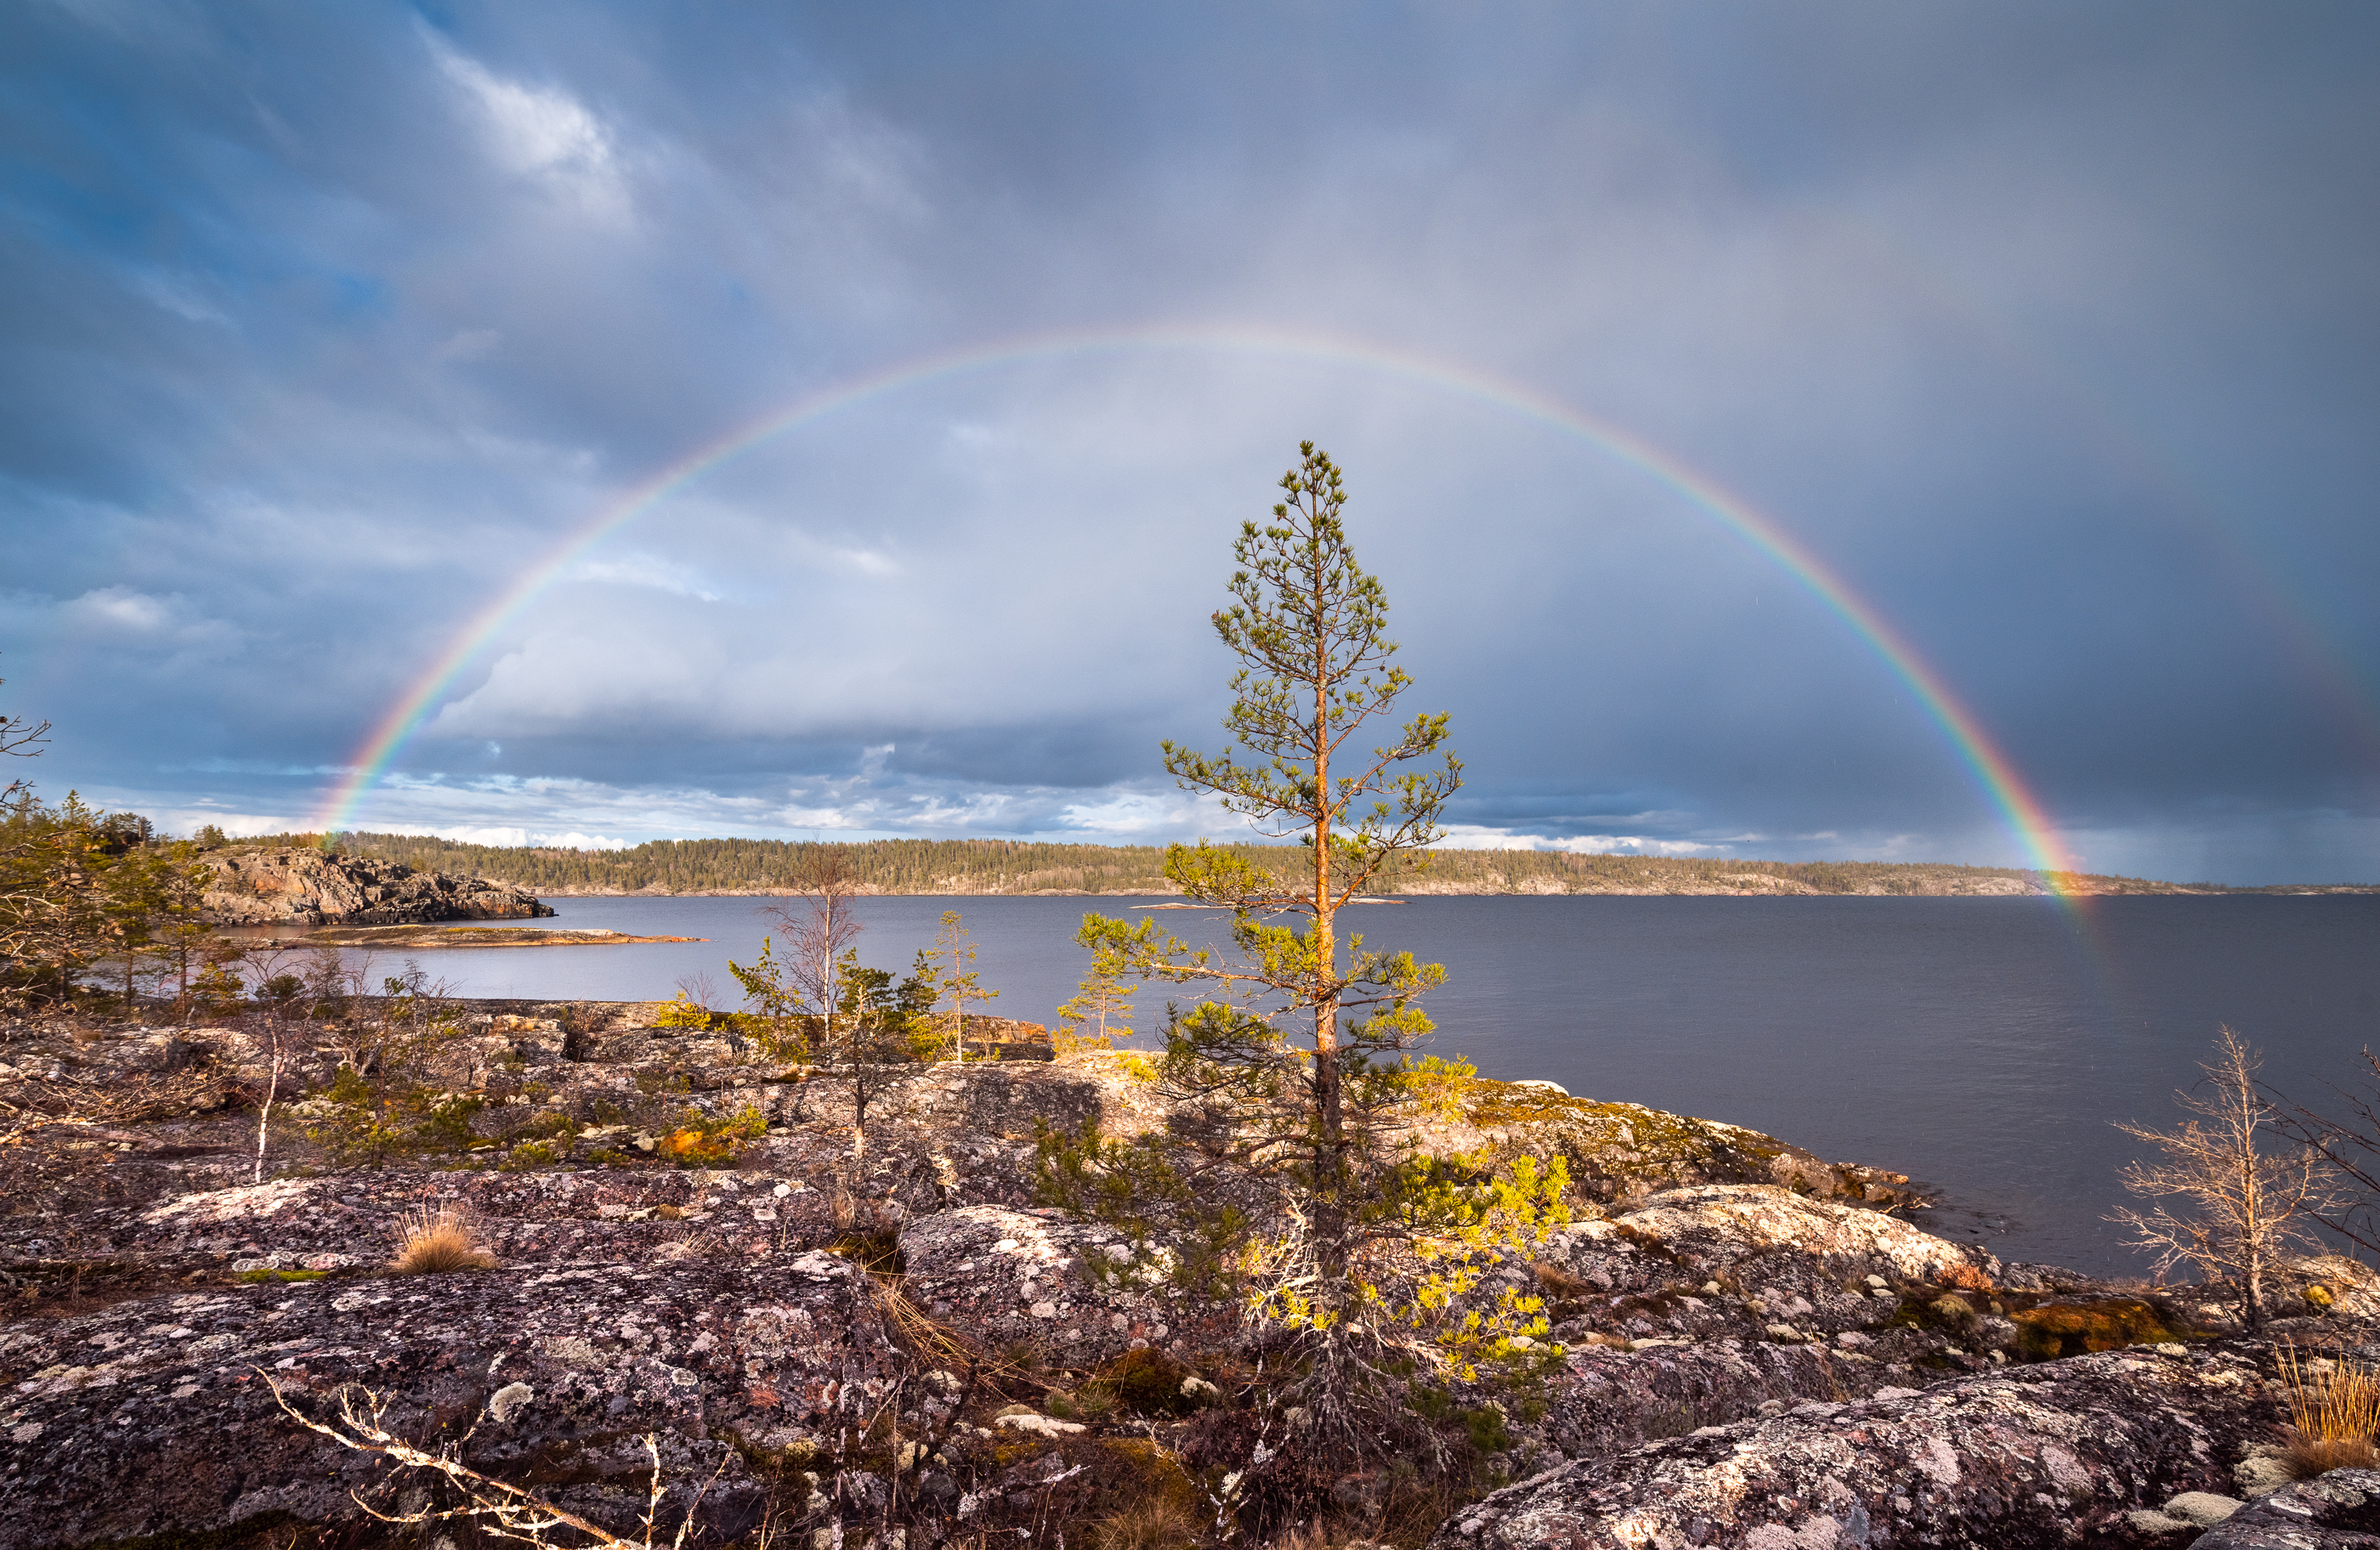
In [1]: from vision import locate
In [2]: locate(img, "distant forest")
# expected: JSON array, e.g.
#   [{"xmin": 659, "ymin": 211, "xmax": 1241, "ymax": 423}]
[{"xmin": 212, "ymin": 831, "xmax": 2255, "ymax": 897}]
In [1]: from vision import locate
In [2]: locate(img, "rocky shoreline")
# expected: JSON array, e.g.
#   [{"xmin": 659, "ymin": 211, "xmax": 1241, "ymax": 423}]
[
  {"xmin": 3, "ymin": 998, "xmax": 2371, "ymax": 1549},
  {"xmin": 201, "ymin": 846, "xmax": 553, "ymax": 927}
]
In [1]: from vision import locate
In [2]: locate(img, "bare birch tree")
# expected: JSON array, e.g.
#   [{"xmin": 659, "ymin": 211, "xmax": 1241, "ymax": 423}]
[
  {"xmin": 2111, "ymin": 1025, "xmax": 2340, "ymax": 1332},
  {"xmin": 757, "ymin": 848, "xmax": 864, "ymax": 1057}
]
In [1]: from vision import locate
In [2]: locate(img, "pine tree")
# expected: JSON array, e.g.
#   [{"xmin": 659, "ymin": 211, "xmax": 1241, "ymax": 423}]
[
  {"xmin": 1050, "ymin": 444, "xmax": 1562, "ymax": 1460},
  {"xmin": 925, "ymin": 908, "xmax": 997, "ymax": 1061}
]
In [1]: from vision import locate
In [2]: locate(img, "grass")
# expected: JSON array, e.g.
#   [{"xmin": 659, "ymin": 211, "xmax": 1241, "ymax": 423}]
[
  {"xmin": 2279, "ymin": 1343, "xmax": 2380, "ymax": 1477},
  {"xmin": 1091, "ymin": 1495, "xmax": 1201, "ymax": 1550},
  {"xmin": 388, "ymin": 1205, "xmax": 497, "ymax": 1274}
]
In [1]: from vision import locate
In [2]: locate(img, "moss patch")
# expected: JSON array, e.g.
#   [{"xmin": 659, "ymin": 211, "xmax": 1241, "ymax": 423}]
[
  {"xmin": 1097, "ymin": 1347, "xmax": 1198, "ymax": 1417},
  {"xmin": 2010, "ymin": 1298, "xmax": 2191, "ymax": 1361}
]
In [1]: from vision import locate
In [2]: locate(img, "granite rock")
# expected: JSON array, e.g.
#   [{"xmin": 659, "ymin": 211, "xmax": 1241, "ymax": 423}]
[
  {"xmin": 201, "ymin": 847, "xmax": 553, "ymax": 926},
  {"xmin": 1425, "ymin": 1344, "xmax": 2282, "ymax": 1549}
]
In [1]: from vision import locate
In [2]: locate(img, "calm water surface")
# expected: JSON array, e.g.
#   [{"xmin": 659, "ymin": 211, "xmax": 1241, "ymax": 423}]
[{"xmin": 327, "ymin": 893, "xmax": 2379, "ymax": 1276}]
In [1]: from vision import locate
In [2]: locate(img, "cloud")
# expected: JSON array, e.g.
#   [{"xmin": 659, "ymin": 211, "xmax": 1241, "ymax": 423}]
[
  {"xmin": 570, "ymin": 554, "xmax": 722, "ymax": 602},
  {"xmin": 425, "ymin": 31, "xmax": 626, "ymax": 219},
  {"xmin": 434, "ymin": 328, "xmax": 503, "ymax": 362},
  {"xmin": 4, "ymin": 5, "xmax": 2376, "ymax": 883}
]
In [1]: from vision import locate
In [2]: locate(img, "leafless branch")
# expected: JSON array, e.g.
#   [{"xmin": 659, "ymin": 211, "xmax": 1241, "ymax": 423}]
[{"xmin": 262, "ymin": 1369, "xmax": 726, "ymax": 1549}]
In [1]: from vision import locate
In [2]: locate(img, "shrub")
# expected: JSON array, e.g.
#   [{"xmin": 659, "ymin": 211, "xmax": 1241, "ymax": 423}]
[
  {"xmin": 1935, "ymin": 1261, "xmax": 1994, "ymax": 1293},
  {"xmin": 389, "ymin": 1206, "xmax": 496, "ymax": 1274},
  {"xmin": 1402, "ymin": 1054, "xmax": 1481, "ymax": 1121},
  {"xmin": 302, "ymin": 1067, "xmax": 485, "ymax": 1168},
  {"xmin": 653, "ymin": 1104, "xmax": 767, "ymax": 1168}
]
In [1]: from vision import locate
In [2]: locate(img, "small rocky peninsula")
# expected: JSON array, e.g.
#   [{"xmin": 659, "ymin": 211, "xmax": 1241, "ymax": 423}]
[
  {"xmin": 4, "ymin": 990, "xmax": 2374, "ymax": 1550},
  {"xmin": 201, "ymin": 846, "xmax": 554, "ymax": 927}
]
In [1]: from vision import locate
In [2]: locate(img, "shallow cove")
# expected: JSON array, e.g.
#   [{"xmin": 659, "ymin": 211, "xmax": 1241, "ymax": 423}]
[{"xmin": 327, "ymin": 891, "xmax": 2380, "ymax": 1278}]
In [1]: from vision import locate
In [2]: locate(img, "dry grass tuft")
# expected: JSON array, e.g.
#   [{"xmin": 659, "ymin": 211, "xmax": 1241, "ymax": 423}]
[
  {"xmin": 2287, "ymin": 1434, "xmax": 2380, "ymax": 1476},
  {"xmin": 2279, "ymin": 1342, "xmax": 2380, "ymax": 1477},
  {"xmin": 388, "ymin": 1205, "xmax": 496, "ymax": 1274},
  {"xmin": 1091, "ymin": 1494, "xmax": 1201, "ymax": 1550},
  {"xmin": 1259, "ymin": 1524, "xmax": 1376, "ymax": 1550}
]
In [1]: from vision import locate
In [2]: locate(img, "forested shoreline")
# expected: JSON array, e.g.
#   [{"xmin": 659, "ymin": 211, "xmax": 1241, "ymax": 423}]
[{"xmin": 226, "ymin": 829, "xmax": 2341, "ymax": 897}]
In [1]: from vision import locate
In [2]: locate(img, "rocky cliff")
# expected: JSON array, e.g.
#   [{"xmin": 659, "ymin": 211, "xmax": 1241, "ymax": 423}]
[
  {"xmin": 1, "ymin": 999, "xmax": 2368, "ymax": 1549},
  {"xmin": 201, "ymin": 846, "xmax": 555, "ymax": 926}
]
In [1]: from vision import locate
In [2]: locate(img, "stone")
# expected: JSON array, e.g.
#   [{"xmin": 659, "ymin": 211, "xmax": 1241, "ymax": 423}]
[
  {"xmin": 992, "ymin": 1412, "xmax": 1084, "ymax": 1438},
  {"xmin": 2164, "ymin": 1490, "xmax": 2246, "ymax": 1525},
  {"xmin": 1425, "ymin": 1345, "xmax": 2278, "ymax": 1548},
  {"xmin": 200, "ymin": 846, "xmax": 553, "ymax": 926},
  {"xmin": 0, "ymin": 1254, "xmax": 894, "ymax": 1549},
  {"xmin": 2192, "ymin": 1468, "xmax": 2380, "ymax": 1547},
  {"xmin": 14, "ymin": 992, "xmax": 2379, "ymax": 1550}
]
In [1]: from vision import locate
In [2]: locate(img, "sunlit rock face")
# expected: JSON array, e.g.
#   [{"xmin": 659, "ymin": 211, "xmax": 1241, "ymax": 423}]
[
  {"xmin": 7, "ymin": 1008, "xmax": 2376, "ymax": 1550},
  {"xmin": 1425, "ymin": 1344, "xmax": 2286, "ymax": 1550},
  {"xmin": 201, "ymin": 847, "xmax": 555, "ymax": 925}
]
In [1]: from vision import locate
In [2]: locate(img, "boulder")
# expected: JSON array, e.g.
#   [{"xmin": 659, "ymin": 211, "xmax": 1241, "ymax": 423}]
[
  {"xmin": 1530, "ymin": 1185, "xmax": 2005, "ymax": 1362},
  {"xmin": 1425, "ymin": 1344, "xmax": 2281, "ymax": 1549},
  {"xmin": 1536, "ymin": 1340, "xmax": 1918, "ymax": 1465},
  {"xmin": 0, "ymin": 1253, "xmax": 898, "ymax": 1550},
  {"xmin": 201, "ymin": 847, "xmax": 553, "ymax": 926},
  {"xmin": 0, "ymin": 1169, "xmax": 834, "ymax": 1277},
  {"xmin": 1410, "ymin": 1081, "xmax": 1926, "ymax": 1210},
  {"xmin": 898, "ymin": 1202, "xmax": 1231, "ymax": 1366},
  {"xmin": 2190, "ymin": 1468, "xmax": 2380, "ymax": 1548}
]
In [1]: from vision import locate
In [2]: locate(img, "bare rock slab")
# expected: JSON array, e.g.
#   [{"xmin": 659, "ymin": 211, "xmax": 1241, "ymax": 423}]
[
  {"xmin": 1425, "ymin": 1344, "xmax": 2277, "ymax": 1549},
  {"xmin": 0, "ymin": 1255, "xmax": 896, "ymax": 1549},
  {"xmin": 2190, "ymin": 1468, "xmax": 2380, "ymax": 1548}
]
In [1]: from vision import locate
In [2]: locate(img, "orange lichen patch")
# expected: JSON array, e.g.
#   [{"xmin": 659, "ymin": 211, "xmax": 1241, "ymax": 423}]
[
  {"xmin": 2009, "ymin": 1298, "xmax": 2187, "ymax": 1361},
  {"xmin": 655, "ymin": 1128, "xmax": 740, "ymax": 1166},
  {"xmin": 1935, "ymin": 1261, "xmax": 1994, "ymax": 1293}
]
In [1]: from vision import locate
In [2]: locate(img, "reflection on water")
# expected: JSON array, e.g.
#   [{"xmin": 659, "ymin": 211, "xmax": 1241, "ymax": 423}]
[{"xmin": 288, "ymin": 891, "xmax": 2380, "ymax": 1277}]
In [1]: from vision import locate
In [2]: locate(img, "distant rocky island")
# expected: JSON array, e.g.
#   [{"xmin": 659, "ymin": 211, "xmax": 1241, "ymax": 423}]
[
  {"xmin": 200, "ymin": 845, "xmax": 553, "ymax": 927},
  {"xmin": 214, "ymin": 831, "xmax": 2376, "ymax": 898}
]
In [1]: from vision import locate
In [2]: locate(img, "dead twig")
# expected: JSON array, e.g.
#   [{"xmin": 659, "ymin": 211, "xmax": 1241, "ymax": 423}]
[{"xmin": 261, "ymin": 1368, "xmax": 727, "ymax": 1548}]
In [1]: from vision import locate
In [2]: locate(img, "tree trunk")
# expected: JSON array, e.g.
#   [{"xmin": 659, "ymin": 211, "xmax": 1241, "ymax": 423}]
[{"xmin": 1309, "ymin": 653, "xmax": 1347, "ymax": 1312}]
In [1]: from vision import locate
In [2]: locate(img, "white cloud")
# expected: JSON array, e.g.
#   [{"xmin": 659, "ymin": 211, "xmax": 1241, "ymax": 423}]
[
  {"xmin": 1435, "ymin": 824, "xmax": 1726, "ymax": 857},
  {"xmin": 360, "ymin": 823, "xmax": 635, "ymax": 850},
  {"xmin": 68, "ymin": 585, "xmax": 173, "ymax": 632},
  {"xmin": 124, "ymin": 269, "xmax": 230, "ymax": 325},
  {"xmin": 426, "ymin": 32, "xmax": 627, "ymax": 219},
  {"xmin": 433, "ymin": 327, "xmax": 503, "ymax": 362},
  {"xmin": 570, "ymin": 555, "xmax": 722, "ymax": 602}
]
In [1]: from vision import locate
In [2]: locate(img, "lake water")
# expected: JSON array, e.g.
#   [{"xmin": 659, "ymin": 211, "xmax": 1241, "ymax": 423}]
[{"xmin": 311, "ymin": 892, "xmax": 2380, "ymax": 1277}]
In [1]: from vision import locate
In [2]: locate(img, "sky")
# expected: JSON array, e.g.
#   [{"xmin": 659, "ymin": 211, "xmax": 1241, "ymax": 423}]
[{"xmin": 6, "ymin": 3, "xmax": 2378, "ymax": 885}]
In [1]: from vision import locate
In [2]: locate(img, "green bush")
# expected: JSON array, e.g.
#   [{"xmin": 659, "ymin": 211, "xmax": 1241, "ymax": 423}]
[{"xmin": 301, "ymin": 1066, "xmax": 484, "ymax": 1167}]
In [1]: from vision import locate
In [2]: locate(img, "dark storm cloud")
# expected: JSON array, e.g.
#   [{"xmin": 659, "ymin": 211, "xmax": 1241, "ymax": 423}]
[{"xmin": 5, "ymin": 3, "xmax": 2376, "ymax": 881}]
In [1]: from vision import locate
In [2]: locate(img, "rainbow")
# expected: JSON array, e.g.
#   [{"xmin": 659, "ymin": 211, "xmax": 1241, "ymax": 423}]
[{"xmin": 310, "ymin": 324, "xmax": 2088, "ymax": 890}]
